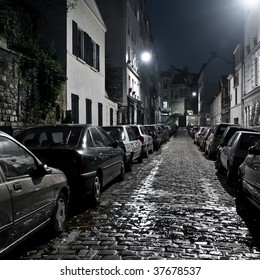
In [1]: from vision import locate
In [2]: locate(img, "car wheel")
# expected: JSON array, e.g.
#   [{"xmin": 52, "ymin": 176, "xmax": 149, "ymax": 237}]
[
  {"xmin": 216, "ymin": 158, "xmax": 224, "ymax": 173},
  {"xmin": 143, "ymin": 148, "xmax": 149, "ymax": 158},
  {"xmin": 50, "ymin": 192, "xmax": 68, "ymax": 235},
  {"xmin": 226, "ymin": 164, "xmax": 234, "ymax": 185},
  {"xmin": 118, "ymin": 161, "xmax": 125, "ymax": 181},
  {"xmin": 91, "ymin": 175, "xmax": 101, "ymax": 205},
  {"xmin": 236, "ymin": 175, "xmax": 246, "ymax": 201},
  {"xmin": 138, "ymin": 153, "xmax": 143, "ymax": 163}
]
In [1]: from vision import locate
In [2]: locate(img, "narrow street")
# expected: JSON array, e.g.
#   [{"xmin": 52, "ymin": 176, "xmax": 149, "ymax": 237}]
[{"xmin": 6, "ymin": 130, "xmax": 260, "ymax": 260}]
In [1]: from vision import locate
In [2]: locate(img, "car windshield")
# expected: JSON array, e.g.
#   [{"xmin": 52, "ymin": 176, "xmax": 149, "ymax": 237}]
[
  {"xmin": 16, "ymin": 126, "xmax": 83, "ymax": 147},
  {"xmin": 102, "ymin": 127, "xmax": 125, "ymax": 141},
  {"xmin": 239, "ymin": 134, "xmax": 260, "ymax": 150}
]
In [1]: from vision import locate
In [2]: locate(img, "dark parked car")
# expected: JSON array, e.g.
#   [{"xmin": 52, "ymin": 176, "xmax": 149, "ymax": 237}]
[
  {"xmin": 238, "ymin": 139, "xmax": 260, "ymax": 208},
  {"xmin": 217, "ymin": 131, "xmax": 260, "ymax": 184},
  {"xmin": 215, "ymin": 125, "xmax": 257, "ymax": 168},
  {"xmin": 145, "ymin": 125, "xmax": 162, "ymax": 151},
  {"xmin": 102, "ymin": 125, "xmax": 143, "ymax": 171},
  {"xmin": 205, "ymin": 122, "xmax": 232, "ymax": 159},
  {"xmin": 15, "ymin": 124, "xmax": 124, "ymax": 204},
  {"xmin": 198, "ymin": 127, "xmax": 212, "ymax": 152},
  {"xmin": 0, "ymin": 131, "xmax": 70, "ymax": 257}
]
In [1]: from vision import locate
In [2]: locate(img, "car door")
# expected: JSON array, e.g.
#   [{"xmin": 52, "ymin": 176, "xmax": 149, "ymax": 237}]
[
  {"xmin": 98, "ymin": 127, "xmax": 122, "ymax": 179},
  {"xmin": 88, "ymin": 127, "xmax": 114, "ymax": 185},
  {"xmin": 0, "ymin": 135, "xmax": 55, "ymax": 245},
  {"xmin": 0, "ymin": 171, "xmax": 13, "ymax": 254},
  {"xmin": 126, "ymin": 127, "xmax": 140, "ymax": 160},
  {"xmin": 244, "ymin": 140, "xmax": 260, "ymax": 201},
  {"xmin": 221, "ymin": 133, "xmax": 239, "ymax": 169}
]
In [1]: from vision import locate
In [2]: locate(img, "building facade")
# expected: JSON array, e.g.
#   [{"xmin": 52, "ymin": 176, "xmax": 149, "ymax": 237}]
[
  {"xmin": 198, "ymin": 53, "xmax": 232, "ymax": 126},
  {"xmin": 96, "ymin": 0, "xmax": 160, "ymax": 125},
  {"xmin": 160, "ymin": 66, "xmax": 199, "ymax": 126},
  {"xmin": 243, "ymin": 3, "xmax": 260, "ymax": 129}
]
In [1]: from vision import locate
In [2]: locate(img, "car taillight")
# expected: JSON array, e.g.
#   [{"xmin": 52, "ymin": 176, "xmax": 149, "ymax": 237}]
[{"xmin": 140, "ymin": 136, "xmax": 144, "ymax": 144}]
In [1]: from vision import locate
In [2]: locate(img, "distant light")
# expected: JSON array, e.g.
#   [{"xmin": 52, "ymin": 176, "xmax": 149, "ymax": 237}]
[
  {"xmin": 241, "ymin": 0, "xmax": 258, "ymax": 8},
  {"xmin": 141, "ymin": 52, "xmax": 152, "ymax": 63},
  {"xmin": 192, "ymin": 92, "xmax": 197, "ymax": 97}
]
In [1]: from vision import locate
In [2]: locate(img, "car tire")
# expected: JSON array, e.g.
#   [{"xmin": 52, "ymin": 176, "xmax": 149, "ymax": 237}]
[
  {"xmin": 50, "ymin": 192, "xmax": 68, "ymax": 235},
  {"xmin": 91, "ymin": 175, "xmax": 101, "ymax": 205},
  {"xmin": 216, "ymin": 158, "xmax": 224, "ymax": 173},
  {"xmin": 126, "ymin": 157, "xmax": 133, "ymax": 172},
  {"xmin": 138, "ymin": 153, "xmax": 143, "ymax": 163},
  {"xmin": 143, "ymin": 148, "xmax": 149, "ymax": 158},
  {"xmin": 226, "ymin": 164, "xmax": 234, "ymax": 185},
  {"xmin": 118, "ymin": 161, "xmax": 125, "ymax": 181}
]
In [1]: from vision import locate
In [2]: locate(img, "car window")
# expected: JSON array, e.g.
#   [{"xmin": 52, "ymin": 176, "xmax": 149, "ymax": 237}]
[
  {"xmin": 97, "ymin": 127, "xmax": 114, "ymax": 146},
  {"xmin": 0, "ymin": 136, "xmax": 37, "ymax": 179},
  {"xmin": 131, "ymin": 126, "xmax": 139, "ymax": 137},
  {"xmin": 239, "ymin": 134, "xmax": 260, "ymax": 150},
  {"xmin": 105, "ymin": 127, "xmax": 124, "ymax": 141},
  {"xmin": 227, "ymin": 133, "xmax": 239, "ymax": 147},
  {"xmin": 126, "ymin": 127, "xmax": 135, "ymax": 141},
  {"xmin": 89, "ymin": 127, "xmax": 106, "ymax": 147}
]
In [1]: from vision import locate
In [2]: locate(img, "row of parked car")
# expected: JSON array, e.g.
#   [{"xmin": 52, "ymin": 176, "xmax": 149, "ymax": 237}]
[
  {"xmin": 0, "ymin": 122, "xmax": 171, "ymax": 257},
  {"xmin": 190, "ymin": 122, "xmax": 260, "ymax": 211}
]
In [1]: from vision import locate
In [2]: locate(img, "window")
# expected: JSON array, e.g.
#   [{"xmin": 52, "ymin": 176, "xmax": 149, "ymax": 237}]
[
  {"xmin": 98, "ymin": 103, "xmax": 103, "ymax": 126},
  {"xmin": 86, "ymin": 98, "xmax": 92, "ymax": 124},
  {"xmin": 72, "ymin": 20, "xmax": 100, "ymax": 71},
  {"xmin": 0, "ymin": 136, "xmax": 36, "ymax": 178},
  {"xmin": 97, "ymin": 127, "xmax": 113, "ymax": 146},
  {"xmin": 71, "ymin": 94, "xmax": 79, "ymax": 124},
  {"xmin": 235, "ymin": 88, "xmax": 238, "ymax": 105},
  {"xmin": 110, "ymin": 108, "xmax": 113, "ymax": 126},
  {"xmin": 89, "ymin": 127, "xmax": 105, "ymax": 147}
]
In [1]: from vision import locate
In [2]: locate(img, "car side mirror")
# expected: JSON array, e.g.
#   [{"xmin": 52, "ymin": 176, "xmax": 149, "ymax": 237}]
[
  {"xmin": 111, "ymin": 140, "xmax": 119, "ymax": 148},
  {"xmin": 248, "ymin": 146, "xmax": 260, "ymax": 155},
  {"xmin": 30, "ymin": 164, "xmax": 52, "ymax": 177}
]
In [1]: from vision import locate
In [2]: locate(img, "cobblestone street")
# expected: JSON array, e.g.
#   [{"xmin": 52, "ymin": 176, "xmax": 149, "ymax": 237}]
[{"xmin": 6, "ymin": 130, "xmax": 260, "ymax": 260}]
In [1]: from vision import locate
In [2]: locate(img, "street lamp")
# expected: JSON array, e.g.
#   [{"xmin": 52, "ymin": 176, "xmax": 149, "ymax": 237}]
[
  {"xmin": 192, "ymin": 91, "xmax": 197, "ymax": 97},
  {"xmin": 140, "ymin": 51, "xmax": 152, "ymax": 63}
]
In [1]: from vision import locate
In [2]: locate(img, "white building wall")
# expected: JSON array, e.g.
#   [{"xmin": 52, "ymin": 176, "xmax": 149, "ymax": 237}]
[
  {"xmin": 66, "ymin": 0, "xmax": 117, "ymax": 125},
  {"xmin": 210, "ymin": 94, "xmax": 221, "ymax": 125},
  {"xmin": 243, "ymin": 3, "xmax": 260, "ymax": 129}
]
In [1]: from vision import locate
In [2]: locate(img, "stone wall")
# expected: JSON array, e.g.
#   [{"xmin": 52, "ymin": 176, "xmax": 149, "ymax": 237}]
[{"xmin": 0, "ymin": 39, "xmax": 22, "ymax": 127}]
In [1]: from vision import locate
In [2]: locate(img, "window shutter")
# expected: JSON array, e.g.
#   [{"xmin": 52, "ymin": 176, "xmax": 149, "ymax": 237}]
[
  {"xmin": 96, "ymin": 44, "xmax": 100, "ymax": 71},
  {"xmin": 72, "ymin": 21, "xmax": 78, "ymax": 56}
]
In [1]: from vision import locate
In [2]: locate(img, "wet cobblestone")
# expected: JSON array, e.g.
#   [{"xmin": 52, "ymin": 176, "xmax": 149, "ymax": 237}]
[{"xmin": 8, "ymin": 130, "xmax": 260, "ymax": 260}]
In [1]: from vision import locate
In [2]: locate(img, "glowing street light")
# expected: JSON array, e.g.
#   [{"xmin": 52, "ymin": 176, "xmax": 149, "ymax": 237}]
[
  {"xmin": 140, "ymin": 51, "xmax": 152, "ymax": 63},
  {"xmin": 241, "ymin": 0, "xmax": 259, "ymax": 8},
  {"xmin": 192, "ymin": 91, "xmax": 197, "ymax": 97}
]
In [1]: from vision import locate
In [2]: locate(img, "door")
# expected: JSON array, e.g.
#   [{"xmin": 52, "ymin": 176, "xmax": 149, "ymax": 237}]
[
  {"xmin": 0, "ymin": 175, "xmax": 13, "ymax": 253},
  {"xmin": 88, "ymin": 127, "xmax": 114, "ymax": 185},
  {"xmin": 98, "ymin": 127, "xmax": 122, "ymax": 178},
  {"xmin": 0, "ymin": 136, "xmax": 55, "ymax": 245}
]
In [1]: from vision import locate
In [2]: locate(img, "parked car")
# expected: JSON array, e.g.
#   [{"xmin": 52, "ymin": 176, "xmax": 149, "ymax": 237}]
[
  {"xmin": 102, "ymin": 125, "xmax": 143, "ymax": 171},
  {"xmin": 144, "ymin": 125, "xmax": 162, "ymax": 151},
  {"xmin": 156, "ymin": 124, "xmax": 169, "ymax": 143},
  {"xmin": 217, "ymin": 131, "xmax": 260, "ymax": 184},
  {"xmin": 215, "ymin": 125, "xmax": 257, "ymax": 168},
  {"xmin": 205, "ymin": 122, "xmax": 232, "ymax": 159},
  {"xmin": 0, "ymin": 131, "xmax": 70, "ymax": 257},
  {"xmin": 237, "ymin": 139, "xmax": 260, "ymax": 208},
  {"xmin": 194, "ymin": 126, "xmax": 207, "ymax": 145},
  {"xmin": 130, "ymin": 125, "xmax": 153, "ymax": 157},
  {"xmin": 198, "ymin": 127, "xmax": 212, "ymax": 152},
  {"xmin": 15, "ymin": 124, "xmax": 124, "ymax": 205},
  {"xmin": 190, "ymin": 125, "xmax": 200, "ymax": 139}
]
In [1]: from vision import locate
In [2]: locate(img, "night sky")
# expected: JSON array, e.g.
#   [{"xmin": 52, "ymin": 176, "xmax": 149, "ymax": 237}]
[{"xmin": 146, "ymin": 0, "xmax": 245, "ymax": 73}]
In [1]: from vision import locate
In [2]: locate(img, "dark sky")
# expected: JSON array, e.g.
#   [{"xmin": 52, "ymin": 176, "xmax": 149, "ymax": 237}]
[{"xmin": 146, "ymin": 0, "xmax": 245, "ymax": 73}]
